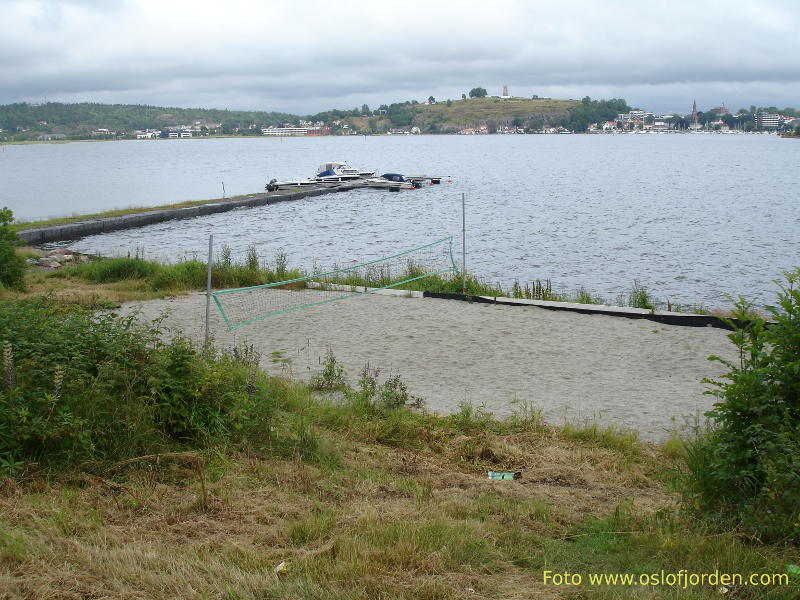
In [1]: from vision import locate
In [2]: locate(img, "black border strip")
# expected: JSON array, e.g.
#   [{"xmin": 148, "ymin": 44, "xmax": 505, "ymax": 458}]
[{"xmin": 421, "ymin": 291, "xmax": 754, "ymax": 330}]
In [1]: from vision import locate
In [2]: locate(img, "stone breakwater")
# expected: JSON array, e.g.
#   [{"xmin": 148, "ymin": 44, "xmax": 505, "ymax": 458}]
[{"xmin": 16, "ymin": 186, "xmax": 345, "ymax": 245}]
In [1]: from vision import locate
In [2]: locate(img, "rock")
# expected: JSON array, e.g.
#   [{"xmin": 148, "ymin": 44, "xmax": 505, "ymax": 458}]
[
  {"xmin": 47, "ymin": 249, "xmax": 74, "ymax": 257},
  {"xmin": 37, "ymin": 258, "xmax": 62, "ymax": 268}
]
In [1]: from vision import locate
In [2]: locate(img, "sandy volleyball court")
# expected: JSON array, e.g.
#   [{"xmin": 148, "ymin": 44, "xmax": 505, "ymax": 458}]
[{"xmin": 121, "ymin": 291, "xmax": 737, "ymax": 442}]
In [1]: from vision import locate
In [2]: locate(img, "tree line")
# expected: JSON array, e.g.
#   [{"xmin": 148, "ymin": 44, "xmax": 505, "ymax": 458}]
[{"xmin": 0, "ymin": 102, "xmax": 298, "ymax": 140}]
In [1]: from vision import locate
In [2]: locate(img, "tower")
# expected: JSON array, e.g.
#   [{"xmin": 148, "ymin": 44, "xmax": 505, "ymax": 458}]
[
  {"xmin": 501, "ymin": 85, "xmax": 510, "ymax": 99},
  {"xmin": 691, "ymin": 99, "xmax": 699, "ymax": 128}
]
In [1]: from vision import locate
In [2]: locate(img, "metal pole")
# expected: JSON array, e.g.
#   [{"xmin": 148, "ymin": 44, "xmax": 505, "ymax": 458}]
[
  {"xmin": 204, "ymin": 234, "xmax": 213, "ymax": 348},
  {"xmin": 461, "ymin": 192, "xmax": 466, "ymax": 294}
]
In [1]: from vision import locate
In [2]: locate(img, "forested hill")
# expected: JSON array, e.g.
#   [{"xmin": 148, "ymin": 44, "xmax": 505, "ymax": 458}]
[
  {"xmin": 0, "ymin": 102, "xmax": 298, "ymax": 136},
  {"xmin": 0, "ymin": 97, "xmax": 634, "ymax": 140},
  {"xmin": 310, "ymin": 96, "xmax": 631, "ymax": 134}
]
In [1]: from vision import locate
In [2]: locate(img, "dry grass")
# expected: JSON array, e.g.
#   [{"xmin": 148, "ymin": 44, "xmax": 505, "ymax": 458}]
[
  {"xmin": 0, "ymin": 420, "xmax": 671, "ymax": 600},
  {"xmin": 1, "ymin": 269, "xmax": 180, "ymax": 306},
  {"xmin": 414, "ymin": 97, "xmax": 578, "ymax": 130}
]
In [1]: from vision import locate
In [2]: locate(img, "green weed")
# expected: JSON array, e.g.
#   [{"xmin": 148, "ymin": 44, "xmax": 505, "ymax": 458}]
[{"xmin": 679, "ymin": 270, "xmax": 800, "ymax": 543}]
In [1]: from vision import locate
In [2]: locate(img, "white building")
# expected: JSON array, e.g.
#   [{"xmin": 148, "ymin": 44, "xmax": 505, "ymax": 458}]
[
  {"xmin": 757, "ymin": 113, "xmax": 780, "ymax": 129},
  {"xmin": 262, "ymin": 127, "xmax": 308, "ymax": 136}
]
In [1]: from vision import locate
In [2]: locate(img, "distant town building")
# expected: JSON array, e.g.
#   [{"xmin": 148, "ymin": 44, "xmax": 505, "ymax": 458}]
[
  {"xmin": 757, "ymin": 112, "xmax": 780, "ymax": 129},
  {"xmin": 616, "ymin": 110, "xmax": 652, "ymax": 127},
  {"xmin": 262, "ymin": 127, "xmax": 308, "ymax": 136},
  {"xmin": 307, "ymin": 126, "xmax": 330, "ymax": 136},
  {"xmin": 689, "ymin": 100, "xmax": 702, "ymax": 130},
  {"xmin": 261, "ymin": 126, "xmax": 330, "ymax": 136}
]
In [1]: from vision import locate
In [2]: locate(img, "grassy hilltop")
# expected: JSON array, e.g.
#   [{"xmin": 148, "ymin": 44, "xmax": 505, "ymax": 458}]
[
  {"xmin": 346, "ymin": 97, "xmax": 579, "ymax": 133},
  {"xmin": 412, "ymin": 97, "xmax": 578, "ymax": 130}
]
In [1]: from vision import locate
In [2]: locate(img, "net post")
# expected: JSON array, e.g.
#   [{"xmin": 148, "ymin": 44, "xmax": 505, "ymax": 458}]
[
  {"xmin": 205, "ymin": 234, "xmax": 213, "ymax": 348},
  {"xmin": 461, "ymin": 193, "xmax": 466, "ymax": 294}
]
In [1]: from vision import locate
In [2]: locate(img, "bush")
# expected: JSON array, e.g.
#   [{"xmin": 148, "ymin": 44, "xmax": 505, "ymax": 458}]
[
  {"xmin": 0, "ymin": 297, "xmax": 276, "ymax": 473},
  {"xmin": 681, "ymin": 269, "xmax": 800, "ymax": 543},
  {"xmin": 0, "ymin": 208, "xmax": 26, "ymax": 292}
]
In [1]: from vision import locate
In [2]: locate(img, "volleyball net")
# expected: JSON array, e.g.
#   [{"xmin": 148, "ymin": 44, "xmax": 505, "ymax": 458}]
[{"xmin": 211, "ymin": 236, "xmax": 456, "ymax": 330}]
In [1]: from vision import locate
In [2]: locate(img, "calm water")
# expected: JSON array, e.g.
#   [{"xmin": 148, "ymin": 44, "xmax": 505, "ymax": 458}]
[{"xmin": 2, "ymin": 135, "xmax": 798, "ymax": 307}]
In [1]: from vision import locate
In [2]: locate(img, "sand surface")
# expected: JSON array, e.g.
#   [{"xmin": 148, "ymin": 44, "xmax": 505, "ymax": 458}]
[{"xmin": 120, "ymin": 290, "xmax": 737, "ymax": 442}]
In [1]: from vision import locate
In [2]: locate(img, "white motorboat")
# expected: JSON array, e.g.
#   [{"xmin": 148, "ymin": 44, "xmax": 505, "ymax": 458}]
[
  {"xmin": 266, "ymin": 163, "xmax": 422, "ymax": 192},
  {"xmin": 314, "ymin": 161, "xmax": 375, "ymax": 183},
  {"xmin": 265, "ymin": 178, "xmax": 317, "ymax": 191},
  {"xmin": 361, "ymin": 173, "xmax": 416, "ymax": 191}
]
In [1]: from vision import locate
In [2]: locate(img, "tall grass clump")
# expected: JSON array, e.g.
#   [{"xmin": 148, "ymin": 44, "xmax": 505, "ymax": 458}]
[
  {"xmin": 0, "ymin": 296, "xmax": 278, "ymax": 474},
  {"xmin": 680, "ymin": 269, "xmax": 800, "ymax": 543},
  {"xmin": 322, "ymin": 260, "xmax": 504, "ymax": 297},
  {"xmin": 307, "ymin": 354, "xmax": 430, "ymax": 447},
  {"xmin": 75, "ymin": 256, "xmax": 161, "ymax": 283},
  {"xmin": 62, "ymin": 250, "xmax": 306, "ymax": 293},
  {"xmin": 628, "ymin": 280, "xmax": 654, "ymax": 310}
]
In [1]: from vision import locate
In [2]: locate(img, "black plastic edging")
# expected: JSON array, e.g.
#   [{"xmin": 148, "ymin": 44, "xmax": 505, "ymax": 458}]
[{"xmin": 421, "ymin": 291, "xmax": 747, "ymax": 330}]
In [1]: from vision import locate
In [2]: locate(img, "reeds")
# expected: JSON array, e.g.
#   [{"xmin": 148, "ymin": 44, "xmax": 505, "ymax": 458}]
[{"xmin": 58, "ymin": 250, "xmax": 691, "ymax": 312}]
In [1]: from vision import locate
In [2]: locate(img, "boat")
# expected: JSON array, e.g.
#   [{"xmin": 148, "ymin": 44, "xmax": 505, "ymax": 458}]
[
  {"xmin": 265, "ymin": 178, "xmax": 317, "ymax": 191},
  {"xmin": 405, "ymin": 174, "xmax": 444, "ymax": 185},
  {"xmin": 361, "ymin": 173, "xmax": 416, "ymax": 191},
  {"xmin": 266, "ymin": 163, "xmax": 428, "ymax": 192},
  {"xmin": 266, "ymin": 161, "xmax": 375, "ymax": 191},
  {"xmin": 314, "ymin": 161, "xmax": 375, "ymax": 183}
]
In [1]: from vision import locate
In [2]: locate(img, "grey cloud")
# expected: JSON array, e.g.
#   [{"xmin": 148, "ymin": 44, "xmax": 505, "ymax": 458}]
[{"xmin": 1, "ymin": 0, "xmax": 799, "ymax": 114}]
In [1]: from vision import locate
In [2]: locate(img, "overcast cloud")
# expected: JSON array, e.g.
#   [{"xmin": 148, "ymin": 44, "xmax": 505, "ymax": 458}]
[{"xmin": 1, "ymin": 0, "xmax": 798, "ymax": 114}]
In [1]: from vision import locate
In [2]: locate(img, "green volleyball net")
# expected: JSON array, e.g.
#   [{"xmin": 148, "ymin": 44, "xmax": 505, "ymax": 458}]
[{"xmin": 212, "ymin": 236, "xmax": 457, "ymax": 330}]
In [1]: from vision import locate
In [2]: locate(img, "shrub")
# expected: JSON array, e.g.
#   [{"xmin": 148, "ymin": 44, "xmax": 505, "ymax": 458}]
[
  {"xmin": 681, "ymin": 269, "xmax": 800, "ymax": 543},
  {"xmin": 310, "ymin": 349, "xmax": 347, "ymax": 391},
  {"xmin": 0, "ymin": 208, "xmax": 26, "ymax": 292},
  {"xmin": 0, "ymin": 297, "xmax": 275, "ymax": 472}
]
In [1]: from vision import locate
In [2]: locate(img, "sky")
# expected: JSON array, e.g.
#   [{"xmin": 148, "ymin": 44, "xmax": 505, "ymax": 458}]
[{"xmin": 2, "ymin": 0, "xmax": 798, "ymax": 116}]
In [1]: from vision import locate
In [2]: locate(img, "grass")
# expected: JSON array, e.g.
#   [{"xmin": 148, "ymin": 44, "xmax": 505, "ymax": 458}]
[
  {"xmin": 1, "ymin": 390, "xmax": 797, "ymax": 598},
  {"xmin": 347, "ymin": 97, "xmax": 579, "ymax": 133},
  {"xmin": 24, "ymin": 251, "xmax": 681, "ymax": 314},
  {"xmin": 414, "ymin": 97, "xmax": 579, "ymax": 131},
  {"xmin": 0, "ymin": 297, "xmax": 797, "ymax": 597}
]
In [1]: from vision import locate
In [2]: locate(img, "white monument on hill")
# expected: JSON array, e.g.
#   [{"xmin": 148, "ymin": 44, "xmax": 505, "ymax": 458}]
[{"xmin": 501, "ymin": 85, "xmax": 511, "ymax": 99}]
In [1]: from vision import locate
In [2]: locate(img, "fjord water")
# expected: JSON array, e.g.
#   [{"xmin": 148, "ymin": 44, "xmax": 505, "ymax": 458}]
[{"xmin": 3, "ymin": 135, "xmax": 798, "ymax": 307}]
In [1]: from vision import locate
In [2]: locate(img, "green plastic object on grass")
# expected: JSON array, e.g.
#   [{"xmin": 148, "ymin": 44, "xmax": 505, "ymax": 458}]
[{"xmin": 488, "ymin": 471, "xmax": 522, "ymax": 480}]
